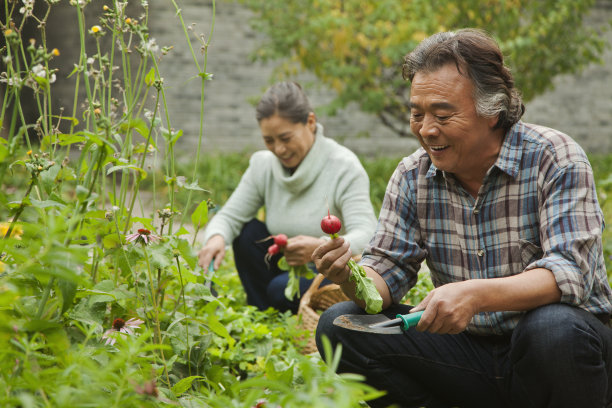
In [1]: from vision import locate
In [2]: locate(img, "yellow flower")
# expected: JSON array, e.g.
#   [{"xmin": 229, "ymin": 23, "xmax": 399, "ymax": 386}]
[
  {"xmin": 51, "ymin": 48, "xmax": 60, "ymax": 56},
  {"xmin": 91, "ymin": 25, "xmax": 102, "ymax": 33},
  {"xmin": 103, "ymin": 5, "xmax": 109, "ymax": 11},
  {"xmin": 125, "ymin": 18, "xmax": 132, "ymax": 24},
  {"xmin": 0, "ymin": 222, "xmax": 22, "ymax": 239},
  {"xmin": 27, "ymin": 150, "xmax": 32, "ymax": 155},
  {"xmin": 4, "ymin": 29, "xmax": 13, "ymax": 36},
  {"xmin": 94, "ymin": 108, "xmax": 102, "ymax": 116},
  {"xmin": 0, "ymin": 261, "xmax": 4, "ymax": 273}
]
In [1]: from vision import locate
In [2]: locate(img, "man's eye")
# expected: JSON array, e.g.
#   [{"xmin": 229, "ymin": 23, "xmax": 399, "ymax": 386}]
[
  {"xmin": 410, "ymin": 113, "xmax": 423, "ymax": 121},
  {"xmin": 436, "ymin": 115, "xmax": 450, "ymax": 121}
]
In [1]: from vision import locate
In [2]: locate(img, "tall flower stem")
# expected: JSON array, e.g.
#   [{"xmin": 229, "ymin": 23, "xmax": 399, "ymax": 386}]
[
  {"xmin": 141, "ymin": 244, "xmax": 170, "ymax": 385},
  {"xmin": 3, "ymin": 177, "xmax": 35, "ymax": 239},
  {"xmin": 175, "ymin": 255, "xmax": 191, "ymax": 376}
]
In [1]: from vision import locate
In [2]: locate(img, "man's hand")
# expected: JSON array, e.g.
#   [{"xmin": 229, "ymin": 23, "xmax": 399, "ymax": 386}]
[
  {"xmin": 410, "ymin": 268, "xmax": 562, "ymax": 334},
  {"xmin": 284, "ymin": 235, "xmax": 326, "ymax": 266},
  {"xmin": 197, "ymin": 234, "xmax": 226, "ymax": 271},
  {"xmin": 311, "ymin": 237, "xmax": 352, "ymax": 284},
  {"xmin": 410, "ymin": 280, "xmax": 479, "ymax": 334}
]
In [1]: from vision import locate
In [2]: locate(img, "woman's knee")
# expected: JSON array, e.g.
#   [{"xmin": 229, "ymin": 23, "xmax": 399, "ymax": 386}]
[{"xmin": 233, "ymin": 219, "xmax": 268, "ymax": 253}]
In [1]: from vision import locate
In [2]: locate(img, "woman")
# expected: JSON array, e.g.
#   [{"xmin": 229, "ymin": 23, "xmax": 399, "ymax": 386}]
[{"xmin": 197, "ymin": 82, "xmax": 377, "ymax": 313}]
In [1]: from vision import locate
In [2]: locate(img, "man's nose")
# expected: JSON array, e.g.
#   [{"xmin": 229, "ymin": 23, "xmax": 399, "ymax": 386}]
[{"xmin": 420, "ymin": 114, "xmax": 439, "ymax": 137}]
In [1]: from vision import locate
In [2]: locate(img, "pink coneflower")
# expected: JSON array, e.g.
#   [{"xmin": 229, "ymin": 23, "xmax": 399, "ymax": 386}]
[
  {"xmin": 126, "ymin": 228, "xmax": 160, "ymax": 245},
  {"xmin": 102, "ymin": 317, "xmax": 144, "ymax": 346}
]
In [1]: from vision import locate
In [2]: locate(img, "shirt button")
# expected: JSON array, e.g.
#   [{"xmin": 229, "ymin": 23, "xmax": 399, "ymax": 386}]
[
  {"xmin": 473, "ymin": 208, "xmax": 480, "ymax": 215},
  {"xmin": 477, "ymin": 249, "xmax": 485, "ymax": 257}
]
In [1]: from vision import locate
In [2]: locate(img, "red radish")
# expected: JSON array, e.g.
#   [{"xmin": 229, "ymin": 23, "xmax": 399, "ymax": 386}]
[
  {"xmin": 321, "ymin": 211, "xmax": 341, "ymax": 235},
  {"xmin": 274, "ymin": 234, "xmax": 288, "ymax": 247},
  {"xmin": 267, "ymin": 243, "xmax": 280, "ymax": 256}
]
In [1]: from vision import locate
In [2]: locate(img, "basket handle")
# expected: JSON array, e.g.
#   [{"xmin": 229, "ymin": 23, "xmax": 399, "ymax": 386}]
[{"xmin": 303, "ymin": 273, "xmax": 326, "ymax": 298}]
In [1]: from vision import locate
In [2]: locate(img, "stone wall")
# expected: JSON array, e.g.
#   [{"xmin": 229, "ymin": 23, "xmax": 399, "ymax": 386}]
[
  {"xmin": 149, "ymin": 0, "xmax": 612, "ymax": 158},
  {"xmin": 5, "ymin": 1, "xmax": 609, "ymax": 157},
  {"xmin": 149, "ymin": 0, "xmax": 419, "ymax": 157}
]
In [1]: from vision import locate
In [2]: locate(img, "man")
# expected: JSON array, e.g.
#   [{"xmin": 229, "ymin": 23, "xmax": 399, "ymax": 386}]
[{"xmin": 312, "ymin": 29, "xmax": 612, "ymax": 408}]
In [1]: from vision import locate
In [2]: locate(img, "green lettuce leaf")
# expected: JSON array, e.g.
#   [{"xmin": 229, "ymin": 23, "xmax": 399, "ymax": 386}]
[{"xmin": 347, "ymin": 259, "xmax": 383, "ymax": 314}]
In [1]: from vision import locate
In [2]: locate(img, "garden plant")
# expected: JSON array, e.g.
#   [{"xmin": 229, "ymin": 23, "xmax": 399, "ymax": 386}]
[
  {"xmin": 0, "ymin": 0, "xmax": 390, "ymax": 406},
  {"xmin": 1, "ymin": 1, "xmax": 611, "ymax": 407}
]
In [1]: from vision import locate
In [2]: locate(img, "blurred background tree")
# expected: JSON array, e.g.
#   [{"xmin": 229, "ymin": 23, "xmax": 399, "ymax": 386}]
[{"xmin": 237, "ymin": 0, "xmax": 611, "ymax": 137}]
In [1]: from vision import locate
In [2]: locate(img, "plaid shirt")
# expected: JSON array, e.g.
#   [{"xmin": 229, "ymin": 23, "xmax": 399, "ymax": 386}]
[{"xmin": 361, "ymin": 121, "xmax": 612, "ymax": 335}]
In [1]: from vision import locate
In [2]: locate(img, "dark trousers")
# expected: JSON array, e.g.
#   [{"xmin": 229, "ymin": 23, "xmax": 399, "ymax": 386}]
[
  {"xmin": 316, "ymin": 301, "xmax": 612, "ymax": 408},
  {"xmin": 232, "ymin": 219, "xmax": 329, "ymax": 314}
]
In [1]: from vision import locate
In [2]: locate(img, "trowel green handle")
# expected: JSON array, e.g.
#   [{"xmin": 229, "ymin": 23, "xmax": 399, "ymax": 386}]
[{"xmin": 396, "ymin": 311, "xmax": 424, "ymax": 331}]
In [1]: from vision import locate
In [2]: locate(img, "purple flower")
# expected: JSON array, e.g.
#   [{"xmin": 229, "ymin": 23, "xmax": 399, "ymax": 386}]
[
  {"xmin": 102, "ymin": 317, "xmax": 144, "ymax": 346},
  {"xmin": 126, "ymin": 228, "xmax": 160, "ymax": 245}
]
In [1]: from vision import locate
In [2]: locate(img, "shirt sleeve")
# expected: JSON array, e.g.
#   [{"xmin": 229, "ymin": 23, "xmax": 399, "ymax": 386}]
[
  {"xmin": 202, "ymin": 155, "xmax": 265, "ymax": 245},
  {"xmin": 360, "ymin": 160, "xmax": 426, "ymax": 304},
  {"xmin": 526, "ymin": 158, "xmax": 605, "ymax": 306}
]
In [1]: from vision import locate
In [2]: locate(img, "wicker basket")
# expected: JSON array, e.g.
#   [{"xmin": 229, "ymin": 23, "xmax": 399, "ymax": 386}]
[{"xmin": 297, "ymin": 273, "xmax": 350, "ymax": 354}]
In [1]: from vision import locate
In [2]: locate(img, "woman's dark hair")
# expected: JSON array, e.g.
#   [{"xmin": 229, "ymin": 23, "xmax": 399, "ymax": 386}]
[
  {"xmin": 402, "ymin": 29, "xmax": 524, "ymax": 130},
  {"xmin": 255, "ymin": 81, "xmax": 313, "ymax": 124}
]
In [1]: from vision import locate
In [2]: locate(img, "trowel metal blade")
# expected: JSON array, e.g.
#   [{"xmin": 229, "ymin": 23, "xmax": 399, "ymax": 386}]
[{"xmin": 332, "ymin": 314, "xmax": 403, "ymax": 334}]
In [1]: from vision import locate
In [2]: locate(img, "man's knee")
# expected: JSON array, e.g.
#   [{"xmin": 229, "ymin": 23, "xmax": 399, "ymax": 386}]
[
  {"xmin": 315, "ymin": 301, "xmax": 362, "ymax": 355},
  {"xmin": 512, "ymin": 304, "xmax": 603, "ymax": 364}
]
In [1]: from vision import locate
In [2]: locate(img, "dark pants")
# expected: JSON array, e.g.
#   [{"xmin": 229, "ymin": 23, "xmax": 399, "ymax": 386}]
[
  {"xmin": 232, "ymin": 219, "xmax": 329, "ymax": 314},
  {"xmin": 316, "ymin": 301, "xmax": 612, "ymax": 408}
]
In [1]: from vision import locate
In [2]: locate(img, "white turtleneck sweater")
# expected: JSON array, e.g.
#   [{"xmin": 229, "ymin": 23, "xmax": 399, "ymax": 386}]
[{"xmin": 202, "ymin": 124, "xmax": 377, "ymax": 255}]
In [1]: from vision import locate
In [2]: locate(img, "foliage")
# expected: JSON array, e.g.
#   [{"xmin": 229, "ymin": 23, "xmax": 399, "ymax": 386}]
[
  {"xmin": 238, "ymin": 0, "xmax": 611, "ymax": 137},
  {"xmin": 592, "ymin": 154, "xmax": 612, "ymax": 277},
  {"xmin": 0, "ymin": 1, "xmax": 380, "ymax": 406}
]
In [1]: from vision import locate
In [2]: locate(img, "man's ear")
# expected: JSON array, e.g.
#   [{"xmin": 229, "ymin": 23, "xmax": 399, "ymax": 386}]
[{"xmin": 488, "ymin": 114, "xmax": 499, "ymax": 129}]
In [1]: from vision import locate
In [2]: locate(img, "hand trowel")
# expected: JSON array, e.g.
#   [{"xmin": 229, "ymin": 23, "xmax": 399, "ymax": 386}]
[{"xmin": 333, "ymin": 310, "xmax": 424, "ymax": 334}]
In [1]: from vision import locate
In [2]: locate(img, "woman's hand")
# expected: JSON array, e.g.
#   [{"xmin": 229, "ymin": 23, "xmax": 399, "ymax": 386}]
[
  {"xmin": 284, "ymin": 235, "xmax": 326, "ymax": 266},
  {"xmin": 197, "ymin": 234, "xmax": 226, "ymax": 271}
]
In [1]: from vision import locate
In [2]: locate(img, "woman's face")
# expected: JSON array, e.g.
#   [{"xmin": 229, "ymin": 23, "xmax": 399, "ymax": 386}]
[{"xmin": 260, "ymin": 112, "xmax": 316, "ymax": 171}]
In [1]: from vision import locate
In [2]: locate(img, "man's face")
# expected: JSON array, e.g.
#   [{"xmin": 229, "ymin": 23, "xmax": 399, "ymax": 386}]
[{"xmin": 409, "ymin": 64, "xmax": 501, "ymax": 182}]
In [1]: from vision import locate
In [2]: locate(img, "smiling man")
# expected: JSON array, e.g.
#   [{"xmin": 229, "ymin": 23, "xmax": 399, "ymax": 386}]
[{"xmin": 312, "ymin": 29, "xmax": 612, "ymax": 407}]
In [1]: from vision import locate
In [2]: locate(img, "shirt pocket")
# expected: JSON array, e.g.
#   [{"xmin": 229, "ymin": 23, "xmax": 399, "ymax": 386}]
[{"xmin": 518, "ymin": 239, "xmax": 543, "ymax": 269}]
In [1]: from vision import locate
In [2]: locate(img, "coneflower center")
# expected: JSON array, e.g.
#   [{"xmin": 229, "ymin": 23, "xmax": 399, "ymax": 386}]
[{"xmin": 112, "ymin": 318, "xmax": 126, "ymax": 330}]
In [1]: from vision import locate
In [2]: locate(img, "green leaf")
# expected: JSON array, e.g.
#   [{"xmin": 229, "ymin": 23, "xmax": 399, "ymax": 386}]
[
  {"xmin": 284, "ymin": 266, "xmax": 299, "ymax": 300},
  {"xmin": 119, "ymin": 119, "xmax": 152, "ymax": 143},
  {"xmin": 23, "ymin": 319, "xmax": 62, "ymax": 332},
  {"xmin": 174, "ymin": 237, "xmax": 197, "ymax": 269},
  {"xmin": 190, "ymin": 200, "xmax": 209, "ymax": 228},
  {"xmin": 106, "ymin": 164, "xmax": 147, "ymax": 179},
  {"xmin": 277, "ymin": 256, "xmax": 289, "ymax": 271},
  {"xmin": 57, "ymin": 133, "xmax": 87, "ymax": 146},
  {"xmin": 161, "ymin": 128, "xmax": 183, "ymax": 146},
  {"xmin": 198, "ymin": 72, "xmax": 214, "ymax": 80},
  {"xmin": 144, "ymin": 67, "xmax": 156, "ymax": 86},
  {"xmin": 0, "ymin": 141, "xmax": 8, "ymax": 162},
  {"xmin": 171, "ymin": 375, "xmax": 203, "ymax": 396},
  {"xmin": 30, "ymin": 198, "xmax": 66, "ymax": 209},
  {"xmin": 58, "ymin": 279, "xmax": 77, "ymax": 314},
  {"xmin": 148, "ymin": 245, "xmax": 173, "ymax": 269},
  {"xmin": 348, "ymin": 259, "xmax": 382, "ymax": 314},
  {"xmin": 206, "ymin": 315, "xmax": 235, "ymax": 347}
]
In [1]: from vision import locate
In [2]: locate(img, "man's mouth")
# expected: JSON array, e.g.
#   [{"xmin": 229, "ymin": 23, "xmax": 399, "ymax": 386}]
[{"xmin": 429, "ymin": 145, "xmax": 449, "ymax": 152}]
